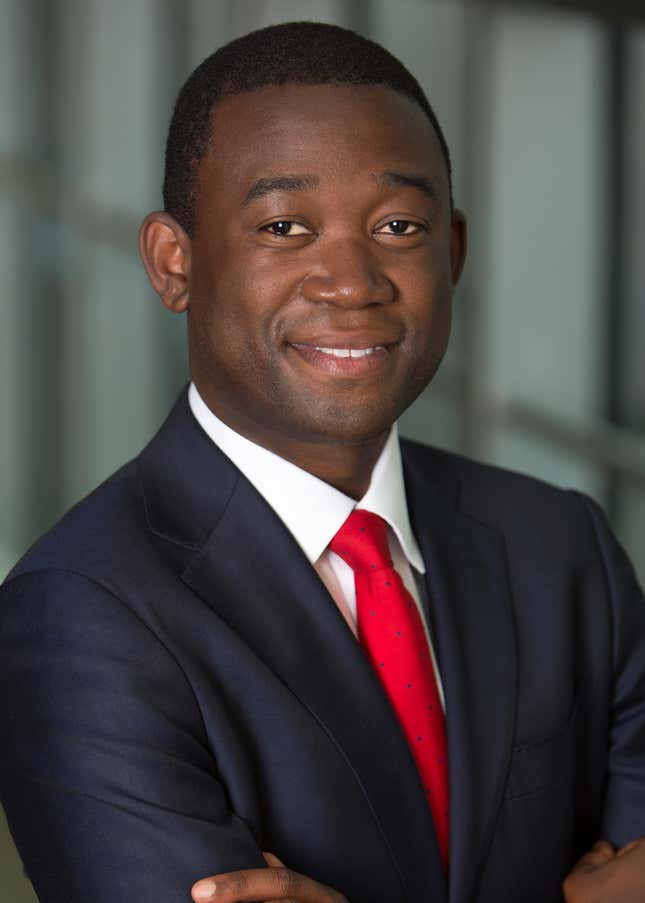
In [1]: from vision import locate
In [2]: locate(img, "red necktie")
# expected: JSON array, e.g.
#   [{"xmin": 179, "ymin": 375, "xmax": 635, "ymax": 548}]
[{"xmin": 330, "ymin": 509, "xmax": 449, "ymax": 867}]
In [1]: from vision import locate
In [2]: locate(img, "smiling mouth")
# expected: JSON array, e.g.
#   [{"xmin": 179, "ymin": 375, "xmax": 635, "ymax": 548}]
[
  {"xmin": 288, "ymin": 342, "xmax": 393, "ymax": 376},
  {"xmin": 308, "ymin": 345, "xmax": 385, "ymax": 358}
]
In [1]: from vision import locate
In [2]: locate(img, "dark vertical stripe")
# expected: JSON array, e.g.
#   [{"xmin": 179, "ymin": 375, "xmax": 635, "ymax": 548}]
[
  {"xmin": 19, "ymin": 0, "xmax": 66, "ymax": 549},
  {"xmin": 458, "ymin": 2, "xmax": 492, "ymax": 458},
  {"xmin": 155, "ymin": 0, "xmax": 193, "ymax": 407},
  {"xmin": 346, "ymin": 0, "xmax": 372, "ymax": 35},
  {"xmin": 605, "ymin": 25, "xmax": 627, "ymax": 520}
]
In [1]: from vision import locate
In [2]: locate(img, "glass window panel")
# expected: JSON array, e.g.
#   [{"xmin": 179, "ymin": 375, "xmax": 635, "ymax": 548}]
[
  {"xmin": 245, "ymin": 0, "xmax": 358, "ymax": 31},
  {"xmin": 489, "ymin": 428, "xmax": 604, "ymax": 497},
  {"xmin": 619, "ymin": 28, "xmax": 645, "ymax": 430},
  {"xmin": 399, "ymin": 364, "xmax": 466, "ymax": 452},
  {"xmin": 485, "ymin": 7, "xmax": 607, "ymax": 426},
  {"xmin": 58, "ymin": 239, "xmax": 167, "ymax": 502}
]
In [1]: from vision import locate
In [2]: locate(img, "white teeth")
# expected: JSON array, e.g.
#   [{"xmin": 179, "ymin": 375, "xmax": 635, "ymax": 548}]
[{"xmin": 314, "ymin": 346, "xmax": 383, "ymax": 358}]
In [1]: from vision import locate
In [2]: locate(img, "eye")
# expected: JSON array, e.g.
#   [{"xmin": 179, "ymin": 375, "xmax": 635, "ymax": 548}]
[
  {"xmin": 375, "ymin": 219, "xmax": 425, "ymax": 236},
  {"xmin": 261, "ymin": 220, "xmax": 312, "ymax": 237}
]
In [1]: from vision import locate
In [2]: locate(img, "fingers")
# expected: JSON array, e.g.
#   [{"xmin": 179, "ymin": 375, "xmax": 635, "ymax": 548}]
[
  {"xmin": 564, "ymin": 838, "xmax": 645, "ymax": 903},
  {"xmin": 263, "ymin": 852, "xmax": 298, "ymax": 903},
  {"xmin": 569, "ymin": 840, "xmax": 616, "ymax": 875},
  {"xmin": 191, "ymin": 865, "xmax": 348, "ymax": 903},
  {"xmin": 562, "ymin": 842, "xmax": 614, "ymax": 903}
]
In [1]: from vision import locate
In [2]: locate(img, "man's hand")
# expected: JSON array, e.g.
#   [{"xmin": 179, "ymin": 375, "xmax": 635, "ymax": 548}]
[
  {"xmin": 563, "ymin": 838, "xmax": 645, "ymax": 903},
  {"xmin": 191, "ymin": 838, "xmax": 645, "ymax": 903},
  {"xmin": 191, "ymin": 852, "xmax": 349, "ymax": 903}
]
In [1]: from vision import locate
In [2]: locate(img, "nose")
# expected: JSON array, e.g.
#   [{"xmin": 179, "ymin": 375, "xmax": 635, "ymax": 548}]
[{"xmin": 300, "ymin": 237, "xmax": 395, "ymax": 307}]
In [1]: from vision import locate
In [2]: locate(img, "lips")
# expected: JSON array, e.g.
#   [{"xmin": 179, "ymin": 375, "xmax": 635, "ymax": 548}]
[
  {"xmin": 306, "ymin": 345, "xmax": 385, "ymax": 358},
  {"xmin": 289, "ymin": 332, "xmax": 397, "ymax": 350},
  {"xmin": 288, "ymin": 338, "xmax": 395, "ymax": 376}
]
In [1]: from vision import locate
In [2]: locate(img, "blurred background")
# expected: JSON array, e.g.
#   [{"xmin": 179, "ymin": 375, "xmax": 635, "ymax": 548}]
[{"xmin": 1, "ymin": 0, "xmax": 644, "ymax": 898}]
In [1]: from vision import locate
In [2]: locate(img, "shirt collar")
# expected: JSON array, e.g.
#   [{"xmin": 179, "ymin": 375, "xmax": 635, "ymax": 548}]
[
  {"xmin": 359, "ymin": 424, "xmax": 425, "ymax": 573},
  {"xmin": 188, "ymin": 383, "xmax": 425, "ymax": 573}
]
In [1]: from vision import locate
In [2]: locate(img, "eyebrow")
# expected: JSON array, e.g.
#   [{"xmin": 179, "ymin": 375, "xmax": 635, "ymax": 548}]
[
  {"xmin": 379, "ymin": 170, "xmax": 438, "ymax": 201},
  {"xmin": 242, "ymin": 175, "xmax": 320, "ymax": 206}
]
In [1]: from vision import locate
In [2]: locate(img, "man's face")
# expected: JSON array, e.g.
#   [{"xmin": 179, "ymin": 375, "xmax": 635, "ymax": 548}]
[{"xmin": 187, "ymin": 83, "xmax": 464, "ymax": 452}]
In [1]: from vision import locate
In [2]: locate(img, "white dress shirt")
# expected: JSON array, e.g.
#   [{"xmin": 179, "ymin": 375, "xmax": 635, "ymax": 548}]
[{"xmin": 188, "ymin": 383, "xmax": 444, "ymax": 706}]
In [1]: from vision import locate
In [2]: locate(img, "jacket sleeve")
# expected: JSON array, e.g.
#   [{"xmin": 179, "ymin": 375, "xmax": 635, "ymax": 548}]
[
  {"xmin": 577, "ymin": 495, "xmax": 645, "ymax": 847},
  {"xmin": 0, "ymin": 569, "xmax": 266, "ymax": 903}
]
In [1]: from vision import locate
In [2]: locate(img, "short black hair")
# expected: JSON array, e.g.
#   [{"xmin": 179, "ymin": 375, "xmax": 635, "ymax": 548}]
[{"xmin": 163, "ymin": 20, "xmax": 453, "ymax": 236}]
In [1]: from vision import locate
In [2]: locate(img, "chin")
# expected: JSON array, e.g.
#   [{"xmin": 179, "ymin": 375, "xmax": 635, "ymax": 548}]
[
  {"xmin": 269, "ymin": 382, "xmax": 419, "ymax": 445},
  {"xmin": 298, "ymin": 408, "xmax": 399, "ymax": 447}
]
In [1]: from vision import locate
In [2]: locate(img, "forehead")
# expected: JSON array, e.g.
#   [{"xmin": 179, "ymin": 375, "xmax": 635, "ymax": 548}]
[{"xmin": 199, "ymin": 83, "xmax": 446, "ymax": 199}]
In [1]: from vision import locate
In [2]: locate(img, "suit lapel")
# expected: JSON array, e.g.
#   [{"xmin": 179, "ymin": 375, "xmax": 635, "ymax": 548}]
[
  {"xmin": 403, "ymin": 443, "xmax": 517, "ymax": 903},
  {"xmin": 140, "ymin": 393, "xmax": 446, "ymax": 901}
]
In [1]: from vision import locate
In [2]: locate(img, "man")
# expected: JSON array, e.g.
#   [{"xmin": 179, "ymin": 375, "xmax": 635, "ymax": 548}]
[{"xmin": 1, "ymin": 21, "xmax": 644, "ymax": 903}]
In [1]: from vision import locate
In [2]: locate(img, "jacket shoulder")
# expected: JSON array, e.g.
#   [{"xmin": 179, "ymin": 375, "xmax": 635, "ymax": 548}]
[
  {"xmin": 4, "ymin": 457, "xmax": 144, "ymax": 588},
  {"xmin": 400, "ymin": 437, "xmax": 600, "ymax": 549},
  {"xmin": 401, "ymin": 437, "xmax": 573, "ymax": 502}
]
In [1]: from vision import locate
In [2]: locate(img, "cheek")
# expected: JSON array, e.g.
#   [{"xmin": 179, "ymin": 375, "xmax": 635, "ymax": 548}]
[
  {"xmin": 424, "ymin": 292, "xmax": 452, "ymax": 369},
  {"xmin": 188, "ymin": 275, "xmax": 284, "ymax": 384},
  {"xmin": 406, "ymin": 255, "xmax": 453, "ymax": 348}
]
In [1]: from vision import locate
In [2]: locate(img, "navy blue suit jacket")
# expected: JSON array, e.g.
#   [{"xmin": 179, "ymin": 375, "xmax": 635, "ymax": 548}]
[{"xmin": 2, "ymin": 389, "xmax": 645, "ymax": 903}]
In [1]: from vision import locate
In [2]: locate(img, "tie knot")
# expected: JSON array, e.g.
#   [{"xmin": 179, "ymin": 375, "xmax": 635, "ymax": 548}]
[{"xmin": 329, "ymin": 510, "xmax": 392, "ymax": 574}]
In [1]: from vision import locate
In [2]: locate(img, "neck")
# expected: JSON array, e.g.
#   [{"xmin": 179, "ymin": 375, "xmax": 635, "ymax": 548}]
[
  {"xmin": 195, "ymin": 387, "xmax": 389, "ymax": 500},
  {"xmin": 266, "ymin": 434, "xmax": 389, "ymax": 500}
]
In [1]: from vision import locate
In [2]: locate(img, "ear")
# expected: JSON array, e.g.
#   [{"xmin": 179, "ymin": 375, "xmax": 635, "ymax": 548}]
[
  {"xmin": 138, "ymin": 211, "xmax": 191, "ymax": 313},
  {"xmin": 449, "ymin": 208, "xmax": 467, "ymax": 286}
]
